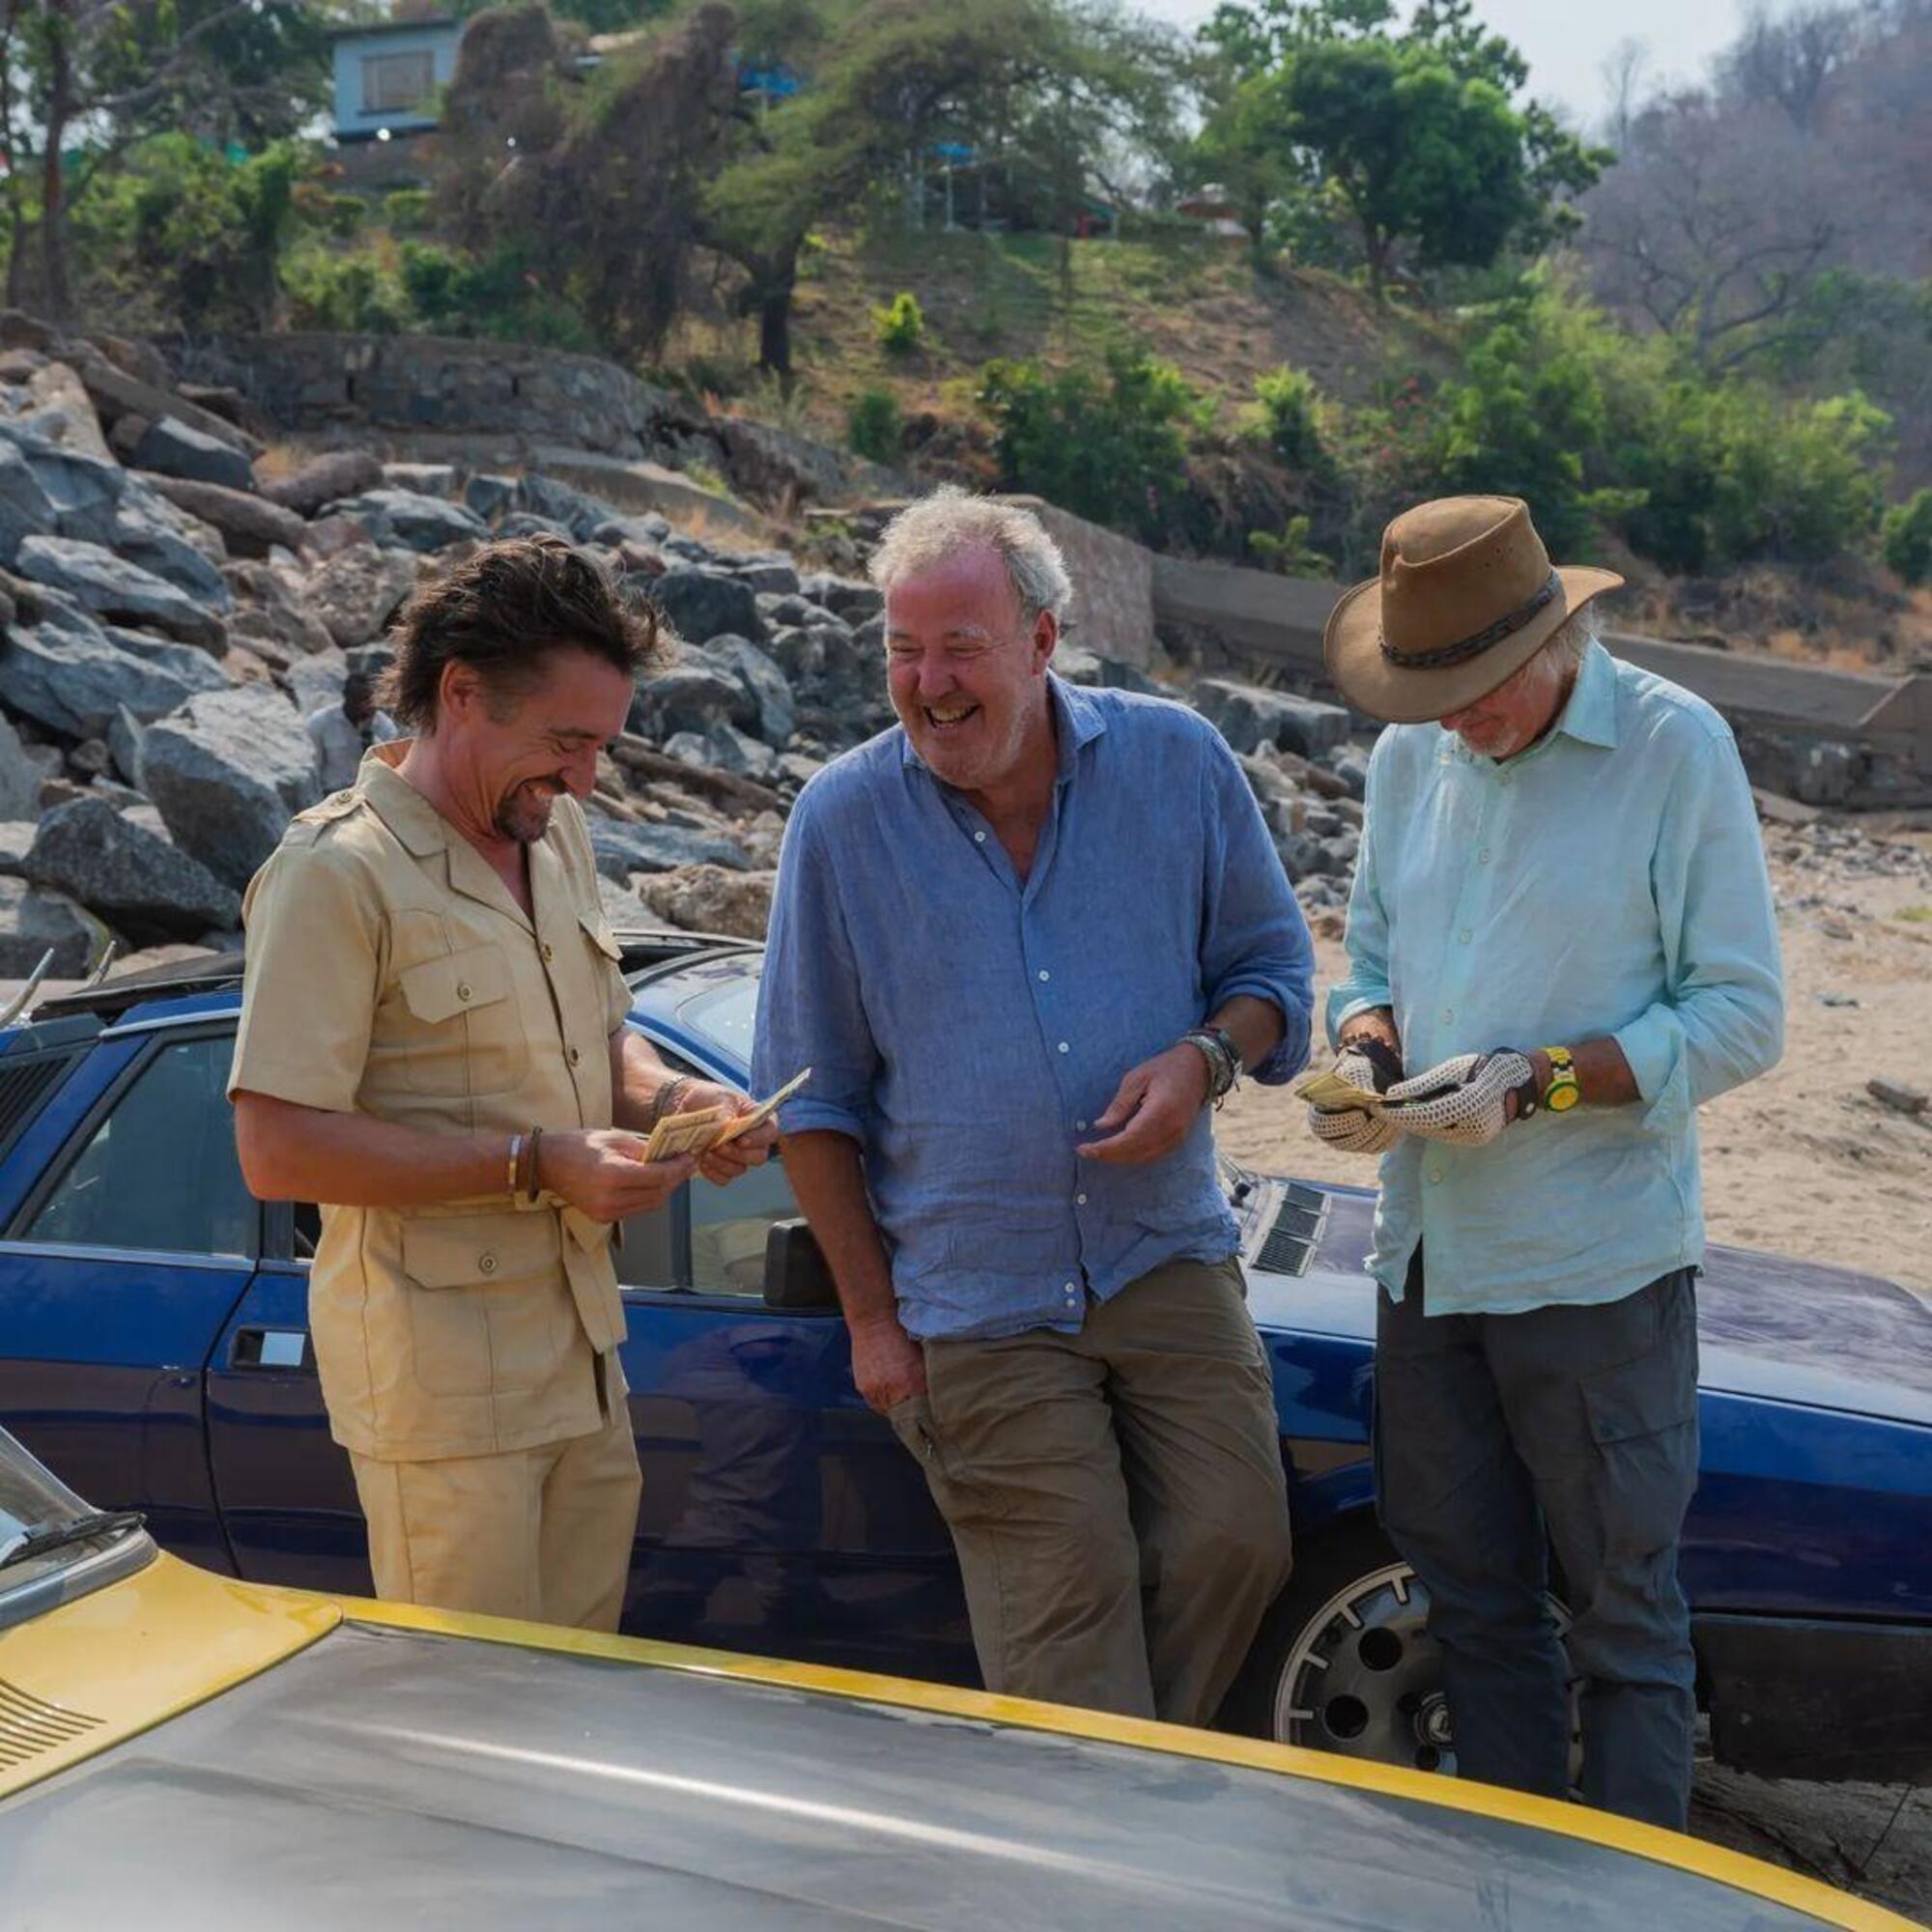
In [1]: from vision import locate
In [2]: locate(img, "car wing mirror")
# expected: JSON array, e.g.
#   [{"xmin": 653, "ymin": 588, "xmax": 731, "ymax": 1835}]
[{"xmin": 762, "ymin": 1217, "xmax": 839, "ymax": 1311}]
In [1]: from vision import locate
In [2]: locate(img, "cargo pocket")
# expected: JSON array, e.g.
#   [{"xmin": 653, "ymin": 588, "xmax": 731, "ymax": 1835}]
[
  {"xmin": 402, "ymin": 1210, "xmax": 569, "ymax": 1398},
  {"xmin": 398, "ymin": 942, "xmax": 527, "ymax": 1098},
  {"xmin": 887, "ymin": 1392, "xmax": 944, "ymax": 1473},
  {"xmin": 1579, "ymin": 1276, "xmax": 1699, "ymax": 1563}
]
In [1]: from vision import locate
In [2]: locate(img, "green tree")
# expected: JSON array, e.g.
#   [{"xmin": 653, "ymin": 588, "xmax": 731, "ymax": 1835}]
[
  {"xmin": 1198, "ymin": 0, "xmax": 1605, "ymax": 298},
  {"xmin": 1881, "ymin": 490, "xmax": 1932, "ymax": 586}
]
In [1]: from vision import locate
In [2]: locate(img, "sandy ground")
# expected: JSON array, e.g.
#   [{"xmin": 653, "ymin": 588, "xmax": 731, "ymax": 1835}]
[
  {"xmin": 1220, "ymin": 821, "xmax": 1932, "ymax": 1298},
  {"xmin": 1217, "ymin": 814, "xmax": 1932, "ymax": 1919}
]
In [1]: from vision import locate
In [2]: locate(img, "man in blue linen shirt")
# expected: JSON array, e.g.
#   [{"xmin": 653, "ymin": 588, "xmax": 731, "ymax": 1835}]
[
  {"xmin": 1310, "ymin": 495, "xmax": 1783, "ymax": 1828},
  {"xmin": 753, "ymin": 489, "xmax": 1313, "ymax": 1727}
]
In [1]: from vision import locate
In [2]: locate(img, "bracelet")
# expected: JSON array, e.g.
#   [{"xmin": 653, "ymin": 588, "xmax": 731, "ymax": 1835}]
[
  {"xmin": 507, "ymin": 1132, "xmax": 523, "ymax": 1198},
  {"xmin": 524, "ymin": 1125, "xmax": 544, "ymax": 1204},
  {"xmin": 651, "ymin": 1076, "xmax": 693, "ymax": 1127},
  {"xmin": 1181, "ymin": 1029, "xmax": 1239, "ymax": 1106}
]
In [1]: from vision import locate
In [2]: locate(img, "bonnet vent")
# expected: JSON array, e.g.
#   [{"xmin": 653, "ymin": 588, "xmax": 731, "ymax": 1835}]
[
  {"xmin": 1257, "ymin": 1183, "xmax": 1327, "ymax": 1278},
  {"xmin": 0, "ymin": 1676, "xmax": 102, "ymax": 1768}
]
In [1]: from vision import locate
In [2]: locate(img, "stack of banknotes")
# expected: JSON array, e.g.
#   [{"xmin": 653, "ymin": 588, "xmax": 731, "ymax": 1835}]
[{"xmin": 641, "ymin": 1066, "xmax": 811, "ymax": 1160}]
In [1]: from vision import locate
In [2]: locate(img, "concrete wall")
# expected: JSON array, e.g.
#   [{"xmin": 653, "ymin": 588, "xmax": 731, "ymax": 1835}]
[{"xmin": 1004, "ymin": 497, "xmax": 1158, "ymax": 669}]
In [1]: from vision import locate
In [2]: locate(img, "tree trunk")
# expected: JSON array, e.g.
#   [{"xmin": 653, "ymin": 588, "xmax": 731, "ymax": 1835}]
[
  {"xmin": 1363, "ymin": 225, "xmax": 1389, "ymax": 303},
  {"xmin": 755, "ymin": 278, "xmax": 793, "ymax": 380},
  {"xmin": 40, "ymin": 0, "xmax": 72, "ymax": 322}
]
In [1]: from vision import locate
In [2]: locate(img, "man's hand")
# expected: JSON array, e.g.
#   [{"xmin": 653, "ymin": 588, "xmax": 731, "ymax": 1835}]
[
  {"xmin": 1076, "ymin": 1042, "xmax": 1211, "ymax": 1165},
  {"xmin": 1379, "ymin": 1050, "xmax": 1534, "ymax": 1147},
  {"xmin": 680, "ymin": 1081, "xmax": 778, "ymax": 1186},
  {"xmin": 1306, "ymin": 1038, "xmax": 1404, "ymax": 1155},
  {"xmin": 849, "ymin": 1311, "xmax": 926, "ymax": 1412},
  {"xmin": 537, "ymin": 1128, "xmax": 695, "ymax": 1223}
]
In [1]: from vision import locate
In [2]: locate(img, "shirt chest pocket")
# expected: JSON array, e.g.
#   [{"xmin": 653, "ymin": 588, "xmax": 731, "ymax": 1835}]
[{"xmin": 396, "ymin": 942, "xmax": 528, "ymax": 1098}]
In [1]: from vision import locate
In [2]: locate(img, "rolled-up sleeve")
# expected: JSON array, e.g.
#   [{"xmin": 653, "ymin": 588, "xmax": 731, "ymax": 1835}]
[
  {"xmin": 1198, "ymin": 729, "xmax": 1314, "ymax": 1084},
  {"xmin": 1612, "ymin": 728, "xmax": 1784, "ymax": 1135},
  {"xmin": 752, "ymin": 791, "xmax": 880, "ymax": 1141},
  {"xmin": 1327, "ymin": 734, "xmax": 1394, "ymax": 1046},
  {"xmin": 228, "ymin": 841, "xmax": 380, "ymax": 1113}
]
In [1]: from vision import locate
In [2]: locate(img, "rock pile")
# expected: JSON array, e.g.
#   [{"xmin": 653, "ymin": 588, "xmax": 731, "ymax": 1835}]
[{"xmin": 0, "ymin": 316, "xmax": 1375, "ymax": 978}]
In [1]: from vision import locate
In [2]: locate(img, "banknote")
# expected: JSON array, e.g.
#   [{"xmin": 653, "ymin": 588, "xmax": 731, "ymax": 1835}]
[
  {"xmin": 1295, "ymin": 1067, "xmax": 1385, "ymax": 1112},
  {"xmin": 640, "ymin": 1105, "xmax": 729, "ymax": 1162},
  {"xmin": 712, "ymin": 1065, "xmax": 811, "ymax": 1147}
]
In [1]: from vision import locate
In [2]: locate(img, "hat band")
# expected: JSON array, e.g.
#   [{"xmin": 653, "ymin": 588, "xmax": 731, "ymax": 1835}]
[{"xmin": 1378, "ymin": 570, "xmax": 1560, "ymax": 670}]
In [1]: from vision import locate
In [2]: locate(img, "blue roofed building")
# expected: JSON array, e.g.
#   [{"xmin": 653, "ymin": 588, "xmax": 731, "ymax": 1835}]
[{"xmin": 329, "ymin": 16, "xmax": 461, "ymax": 144}]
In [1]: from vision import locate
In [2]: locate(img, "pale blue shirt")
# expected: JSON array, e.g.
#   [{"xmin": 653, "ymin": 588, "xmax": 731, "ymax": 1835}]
[
  {"xmin": 1328, "ymin": 642, "xmax": 1784, "ymax": 1316},
  {"xmin": 753, "ymin": 676, "xmax": 1315, "ymax": 1342}
]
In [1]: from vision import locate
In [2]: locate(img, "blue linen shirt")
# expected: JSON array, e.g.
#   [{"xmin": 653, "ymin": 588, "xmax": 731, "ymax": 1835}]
[
  {"xmin": 1328, "ymin": 641, "xmax": 1784, "ymax": 1316},
  {"xmin": 753, "ymin": 675, "xmax": 1315, "ymax": 1342}
]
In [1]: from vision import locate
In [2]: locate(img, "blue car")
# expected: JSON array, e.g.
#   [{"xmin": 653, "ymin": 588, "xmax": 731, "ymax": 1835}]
[{"xmin": 0, "ymin": 940, "xmax": 1925, "ymax": 1787}]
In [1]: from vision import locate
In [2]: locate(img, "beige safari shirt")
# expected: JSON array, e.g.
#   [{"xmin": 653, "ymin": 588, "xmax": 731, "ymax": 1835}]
[{"xmin": 228, "ymin": 744, "xmax": 635, "ymax": 1463}]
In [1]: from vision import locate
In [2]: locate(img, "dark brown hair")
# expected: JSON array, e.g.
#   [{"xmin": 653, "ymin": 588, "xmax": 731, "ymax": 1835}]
[{"xmin": 378, "ymin": 535, "xmax": 666, "ymax": 730}]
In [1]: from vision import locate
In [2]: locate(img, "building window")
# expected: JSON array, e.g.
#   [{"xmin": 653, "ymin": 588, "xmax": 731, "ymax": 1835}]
[{"xmin": 360, "ymin": 49, "xmax": 435, "ymax": 115}]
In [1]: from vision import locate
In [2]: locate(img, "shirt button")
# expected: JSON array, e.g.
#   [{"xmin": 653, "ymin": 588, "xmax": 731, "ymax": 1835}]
[
  {"xmin": 568, "ymin": 1045, "xmax": 582, "ymax": 1066},
  {"xmin": 1427, "ymin": 1169, "xmax": 1443, "ymax": 1186},
  {"xmin": 1075, "ymin": 1120, "xmax": 1088, "ymax": 1132},
  {"xmin": 1441, "ymin": 1008, "xmax": 1454, "ymax": 1025},
  {"xmin": 1458, "ymin": 930, "xmax": 1471, "ymax": 946},
  {"xmin": 1058, "ymin": 1040, "xmax": 1070, "ymax": 1054},
  {"xmin": 456, "ymin": 980, "xmax": 472, "ymax": 1002},
  {"xmin": 974, "ymin": 830, "xmax": 987, "ymax": 843},
  {"xmin": 1076, "ymin": 1192, "xmax": 1088, "ymax": 1206},
  {"xmin": 1037, "ymin": 969, "xmax": 1051, "ymax": 982},
  {"xmin": 1478, "ymin": 849, "xmax": 1492, "ymax": 866},
  {"xmin": 542, "ymin": 941, "xmax": 555, "ymax": 962},
  {"xmin": 478, "ymin": 1252, "xmax": 497, "ymax": 1274}
]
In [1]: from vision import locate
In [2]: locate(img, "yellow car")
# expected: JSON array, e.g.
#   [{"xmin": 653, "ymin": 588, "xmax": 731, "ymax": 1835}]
[{"xmin": 0, "ymin": 1428, "xmax": 1910, "ymax": 1930}]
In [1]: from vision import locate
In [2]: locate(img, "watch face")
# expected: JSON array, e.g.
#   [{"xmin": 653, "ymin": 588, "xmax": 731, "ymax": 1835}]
[{"xmin": 1548, "ymin": 1082, "xmax": 1581, "ymax": 1112}]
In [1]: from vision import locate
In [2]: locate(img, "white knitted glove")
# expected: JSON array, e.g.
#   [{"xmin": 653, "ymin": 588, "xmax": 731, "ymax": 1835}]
[
  {"xmin": 1306, "ymin": 1039, "xmax": 1404, "ymax": 1156},
  {"xmin": 1379, "ymin": 1050, "xmax": 1535, "ymax": 1147}
]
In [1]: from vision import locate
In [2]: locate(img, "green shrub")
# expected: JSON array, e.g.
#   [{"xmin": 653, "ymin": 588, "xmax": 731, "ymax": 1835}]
[
  {"xmin": 1247, "ymin": 366, "xmax": 1332, "ymax": 476},
  {"xmin": 280, "ymin": 245, "xmax": 410, "ymax": 333},
  {"xmin": 1879, "ymin": 488, "xmax": 1932, "ymax": 585},
  {"xmin": 979, "ymin": 345, "xmax": 1199, "ymax": 543},
  {"xmin": 847, "ymin": 386, "xmax": 902, "ymax": 462},
  {"xmin": 1248, "ymin": 516, "xmax": 1332, "ymax": 576},
  {"xmin": 872, "ymin": 291, "xmax": 926, "ymax": 355},
  {"xmin": 383, "ymin": 188, "xmax": 432, "ymax": 232}
]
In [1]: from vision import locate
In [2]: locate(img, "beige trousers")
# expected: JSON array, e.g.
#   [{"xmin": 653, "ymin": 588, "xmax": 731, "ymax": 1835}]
[
  {"xmin": 889, "ymin": 1255, "xmax": 1293, "ymax": 1729},
  {"xmin": 350, "ymin": 1398, "xmax": 641, "ymax": 1633}
]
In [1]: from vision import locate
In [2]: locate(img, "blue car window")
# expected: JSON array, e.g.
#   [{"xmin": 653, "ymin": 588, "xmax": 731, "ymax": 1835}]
[
  {"xmin": 674, "ymin": 973, "xmax": 760, "ymax": 1064},
  {"xmin": 689, "ymin": 1159, "xmax": 799, "ymax": 1296},
  {"xmin": 25, "ymin": 1037, "xmax": 255, "ymax": 1258}
]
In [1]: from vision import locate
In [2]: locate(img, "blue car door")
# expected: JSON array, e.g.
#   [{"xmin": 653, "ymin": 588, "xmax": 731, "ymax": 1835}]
[{"xmin": 0, "ymin": 1023, "xmax": 260, "ymax": 1573}]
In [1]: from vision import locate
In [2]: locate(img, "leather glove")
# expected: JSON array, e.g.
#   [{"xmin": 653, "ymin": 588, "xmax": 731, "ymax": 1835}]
[
  {"xmin": 1378, "ymin": 1050, "xmax": 1534, "ymax": 1148},
  {"xmin": 1306, "ymin": 1037, "xmax": 1404, "ymax": 1156}
]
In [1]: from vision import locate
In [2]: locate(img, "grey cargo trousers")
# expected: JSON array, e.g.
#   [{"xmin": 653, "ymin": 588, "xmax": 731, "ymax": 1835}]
[{"xmin": 1375, "ymin": 1254, "xmax": 1700, "ymax": 1829}]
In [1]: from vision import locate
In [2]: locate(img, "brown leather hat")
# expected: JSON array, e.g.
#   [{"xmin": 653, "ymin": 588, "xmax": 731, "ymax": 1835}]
[{"xmin": 1323, "ymin": 496, "xmax": 1622, "ymax": 724}]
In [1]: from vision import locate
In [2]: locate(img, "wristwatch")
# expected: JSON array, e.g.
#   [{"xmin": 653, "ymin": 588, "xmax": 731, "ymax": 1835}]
[{"xmin": 1515, "ymin": 1045, "xmax": 1580, "ymax": 1120}]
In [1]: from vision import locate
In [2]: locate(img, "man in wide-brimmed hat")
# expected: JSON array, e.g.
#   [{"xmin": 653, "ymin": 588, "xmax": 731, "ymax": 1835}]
[{"xmin": 1310, "ymin": 495, "xmax": 1784, "ymax": 1829}]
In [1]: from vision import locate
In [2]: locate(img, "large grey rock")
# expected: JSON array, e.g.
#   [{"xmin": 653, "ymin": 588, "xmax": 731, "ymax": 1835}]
[
  {"xmin": 688, "ymin": 720, "xmax": 779, "ymax": 781},
  {"xmin": 515, "ymin": 472, "xmax": 612, "ymax": 541},
  {"xmin": 0, "ymin": 820, "xmax": 33, "ymax": 876},
  {"xmin": 0, "ymin": 438, "xmax": 56, "ymax": 563},
  {"xmin": 382, "ymin": 462, "xmax": 457, "ymax": 497},
  {"xmin": 25, "ymin": 796, "xmax": 240, "ymax": 944},
  {"xmin": 629, "ymin": 662, "xmax": 745, "ymax": 742},
  {"xmin": 644, "ymin": 566, "xmax": 765, "ymax": 646},
  {"xmin": 21, "ymin": 360, "xmax": 111, "ymax": 463},
  {"xmin": 464, "ymin": 472, "xmax": 518, "ymax": 522},
  {"xmin": 585, "ymin": 815, "xmax": 751, "ymax": 882},
  {"xmin": 287, "ymin": 647, "xmax": 350, "ymax": 719},
  {"xmin": 1192, "ymin": 678, "xmax": 1350, "ymax": 759},
  {"xmin": 261, "ymin": 448, "xmax": 382, "ymax": 518},
  {"xmin": 0, "ymin": 420, "xmax": 124, "ymax": 546},
  {"xmin": 592, "ymin": 513, "xmax": 670, "ymax": 548},
  {"xmin": 109, "ymin": 479, "xmax": 232, "ymax": 607},
  {"xmin": 637, "ymin": 865, "xmax": 776, "ymax": 940},
  {"xmin": 323, "ymin": 488, "xmax": 486, "ymax": 554},
  {"xmin": 140, "ymin": 684, "xmax": 321, "ymax": 889},
  {"xmin": 139, "ymin": 473, "xmax": 305, "ymax": 559},
  {"xmin": 132, "ymin": 415, "xmax": 254, "ymax": 493},
  {"xmin": 0, "ymin": 706, "xmax": 42, "ymax": 818},
  {"xmin": 304, "ymin": 545, "xmax": 418, "ymax": 650},
  {"xmin": 13, "ymin": 534, "xmax": 225, "ymax": 650},
  {"xmin": 224, "ymin": 559, "xmax": 334, "ymax": 659},
  {"xmin": 697, "ymin": 636, "xmax": 793, "ymax": 747},
  {"xmin": 0, "ymin": 875, "xmax": 114, "ymax": 976},
  {"xmin": 0, "ymin": 589, "xmax": 211, "ymax": 737},
  {"xmin": 730, "ymin": 556, "xmax": 800, "ymax": 597}
]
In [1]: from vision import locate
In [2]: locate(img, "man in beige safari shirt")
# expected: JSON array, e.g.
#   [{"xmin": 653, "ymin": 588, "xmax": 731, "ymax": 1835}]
[{"xmin": 230, "ymin": 537, "xmax": 774, "ymax": 1632}]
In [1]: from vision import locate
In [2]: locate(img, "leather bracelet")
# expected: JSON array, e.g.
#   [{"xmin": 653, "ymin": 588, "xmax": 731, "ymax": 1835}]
[
  {"xmin": 524, "ymin": 1124, "xmax": 544, "ymax": 1204},
  {"xmin": 507, "ymin": 1132, "xmax": 523, "ymax": 1199},
  {"xmin": 652, "ymin": 1076, "xmax": 693, "ymax": 1127},
  {"xmin": 1181, "ymin": 1029, "xmax": 1238, "ymax": 1105}
]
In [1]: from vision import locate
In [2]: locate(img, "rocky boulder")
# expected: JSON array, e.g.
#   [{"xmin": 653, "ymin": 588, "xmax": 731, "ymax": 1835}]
[
  {"xmin": 628, "ymin": 661, "xmax": 744, "ymax": 741},
  {"xmin": 1191, "ymin": 678, "xmax": 1351, "ymax": 759},
  {"xmin": 383, "ymin": 462, "xmax": 457, "ymax": 497},
  {"xmin": 0, "ymin": 439, "xmax": 55, "ymax": 564},
  {"xmin": 0, "ymin": 875, "xmax": 114, "ymax": 976},
  {"xmin": 666, "ymin": 721, "xmax": 780, "ymax": 782},
  {"xmin": 140, "ymin": 684, "xmax": 320, "ymax": 889},
  {"xmin": 224, "ymin": 560, "xmax": 335, "ymax": 661},
  {"xmin": 515, "ymin": 472, "xmax": 612, "ymax": 541},
  {"xmin": 636, "ymin": 865, "xmax": 775, "ymax": 939},
  {"xmin": 714, "ymin": 417, "xmax": 850, "ymax": 508},
  {"xmin": 698, "ymin": 636, "xmax": 795, "ymax": 747},
  {"xmin": 24, "ymin": 796, "xmax": 240, "ymax": 944},
  {"xmin": 0, "ymin": 421, "xmax": 124, "ymax": 547},
  {"xmin": 140, "ymin": 474, "xmax": 306, "ymax": 559},
  {"xmin": 132, "ymin": 415, "xmax": 254, "ymax": 494},
  {"xmin": 261, "ymin": 448, "xmax": 383, "ymax": 518},
  {"xmin": 584, "ymin": 815, "xmax": 751, "ymax": 882},
  {"xmin": 644, "ymin": 566, "xmax": 765, "ymax": 645},
  {"xmin": 304, "ymin": 545, "xmax": 419, "ymax": 650},
  {"xmin": 0, "ymin": 710, "xmax": 41, "ymax": 820},
  {"xmin": 464, "ymin": 472, "xmax": 518, "ymax": 522},
  {"xmin": 0, "ymin": 588, "xmax": 216, "ymax": 738},
  {"xmin": 109, "ymin": 477, "xmax": 232, "ymax": 604},
  {"xmin": 13, "ymin": 534, "xmax": 225, "ymax": 651},
  {"xmin": 323, "ymin": 488, "xmax": 487, "ymax": 554}
]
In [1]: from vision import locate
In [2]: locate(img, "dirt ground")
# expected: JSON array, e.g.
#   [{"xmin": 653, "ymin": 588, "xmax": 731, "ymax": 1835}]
[{"xmin": 1218, "ymin": 810, "xmax": 1932, "ymax": 1919}]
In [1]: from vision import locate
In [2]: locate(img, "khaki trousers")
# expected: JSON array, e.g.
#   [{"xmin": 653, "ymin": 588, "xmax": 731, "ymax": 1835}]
[
  {"xmin": 349, "ymin": 1398, "xmax": 641, "ymax": 1633},
  {"xmin": 890, "ymin": 1255, "xmax": 1293, "ymax": 1729}
]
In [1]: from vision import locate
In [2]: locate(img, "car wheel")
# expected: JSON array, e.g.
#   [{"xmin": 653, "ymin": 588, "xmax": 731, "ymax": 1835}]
[{"xmin": 1220, "ymin": 1520, "xmax": 1578, "ymax": 1779}]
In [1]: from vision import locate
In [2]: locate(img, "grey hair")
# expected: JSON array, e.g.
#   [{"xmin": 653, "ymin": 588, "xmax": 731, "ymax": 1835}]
[
  {"xmin": 867, "ymin": 486, "xmax": 1074, "ymax": 629},
  {"xmin": 1543, "ymin": 610, "xmax": 1598, "ymax": 669}
]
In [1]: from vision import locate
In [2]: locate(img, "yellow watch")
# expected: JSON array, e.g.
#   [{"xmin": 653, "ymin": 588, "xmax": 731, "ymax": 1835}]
[{"xmin": 1541, "ymin": 1045, "xmax": 1581, "ymax": 1113}]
